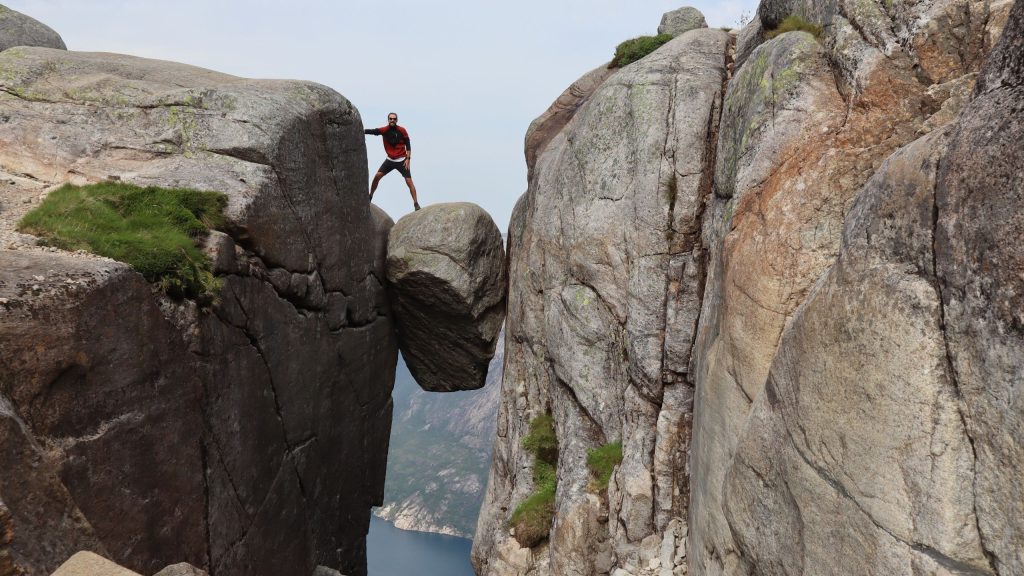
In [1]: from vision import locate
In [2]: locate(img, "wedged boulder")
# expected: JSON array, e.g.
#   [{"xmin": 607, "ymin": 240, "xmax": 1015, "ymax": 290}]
[
  {"xmin": 657, "ymin": 6, "xmax": 707, "ymax": 37},
  {"xmin": 0, "ymin": 5, "xmax": 65, "ymax": 52},
  {"xmin": 0, "ymin": 44, "xmax": 395, "ymax": 576},
  {"xmin": 386, "ymin": 202, "xmax": 505, "ymax": 392}
]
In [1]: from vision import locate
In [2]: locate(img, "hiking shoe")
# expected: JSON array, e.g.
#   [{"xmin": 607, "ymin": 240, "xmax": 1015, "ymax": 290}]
[{"xmin": 414, "ymin": 202, "xmax": 421, "ymax": 211}]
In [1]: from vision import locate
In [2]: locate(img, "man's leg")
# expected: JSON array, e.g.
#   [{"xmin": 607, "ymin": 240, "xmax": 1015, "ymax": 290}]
[
  {"xmin": 405, "ymin": 177, "xmax": 420, "ymax": 210},
  {"xmin": 368, "ymin": 169, "xmax": 385, "ymax": 198}
]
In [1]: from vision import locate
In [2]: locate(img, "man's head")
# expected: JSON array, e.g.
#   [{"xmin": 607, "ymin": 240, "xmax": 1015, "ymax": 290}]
[{"xmin": 388, "ymin": 113, "xmax": 398, "ymax": 126}]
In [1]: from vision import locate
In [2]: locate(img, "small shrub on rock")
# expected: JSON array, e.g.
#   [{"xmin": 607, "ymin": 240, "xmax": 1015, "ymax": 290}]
[
  {"xmin": 510, "ymin": 413, "xmax": 558, "ymax": 548},
  {"xmin": 587, "ymin": 441, "xmax": 623, "ymax": 491},
  {"xmin": 609, "ymin": 34, "xmax": 674, "ymax": 68},
  {"xmin": 765, "ymin": 15, "xmax": 823, "ymax": 39},
  {"xmin": 18, "ymin": 182, "xmax": 227, "ymax": 303}
]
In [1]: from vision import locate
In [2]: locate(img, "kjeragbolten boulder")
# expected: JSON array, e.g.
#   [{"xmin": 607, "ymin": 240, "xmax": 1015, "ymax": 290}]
[{"xmin": 386, "ymin": 202, "xmax": 506, "ymax": 392}]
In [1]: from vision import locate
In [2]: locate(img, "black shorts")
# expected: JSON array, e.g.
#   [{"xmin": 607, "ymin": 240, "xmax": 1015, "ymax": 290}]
[{"xmin": 377, "ymin": 159, "xmax": 411, "ymax": 178}]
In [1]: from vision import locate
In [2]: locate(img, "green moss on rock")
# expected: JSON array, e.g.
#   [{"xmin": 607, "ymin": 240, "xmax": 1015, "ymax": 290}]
[
  {"xmin": 609, "ymin": 34, "xmax": 674, "ymax": 68},
  {"xmin": 510, "ymin": 413, "xmax": 559, "ymax": 547},
  {"xmin": 765, "ymin": 15, "xmax": 823, "ymax": 39},
  {"xmin": 17, "ymin": 182, "xmax": 227, "ymax": 303},
  {"xmin": 587, "ymin": 441, "xmax": 623, "ymax": 491}
]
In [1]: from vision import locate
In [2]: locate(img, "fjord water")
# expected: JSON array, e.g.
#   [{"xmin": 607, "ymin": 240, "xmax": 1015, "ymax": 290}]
[{"xmin": 367, "ymin": 516, "xmax": 474, "ymax": 576}]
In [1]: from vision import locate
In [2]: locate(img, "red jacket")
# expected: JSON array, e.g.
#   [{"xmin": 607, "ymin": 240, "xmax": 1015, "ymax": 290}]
[{"xmin": 365, "ymin": 125, "xmax": 411, "ymax": 160}]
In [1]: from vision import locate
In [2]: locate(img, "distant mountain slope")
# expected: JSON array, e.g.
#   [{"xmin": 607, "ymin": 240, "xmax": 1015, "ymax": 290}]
[{"xmin": 375, "ymin": 332, "xmax": 504, "ymax": 537}]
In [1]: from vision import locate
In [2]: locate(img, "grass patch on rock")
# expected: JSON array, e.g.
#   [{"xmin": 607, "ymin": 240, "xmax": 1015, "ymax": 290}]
[
  {"xmin": 18, "ymin": 182, "xmax": 227, "ymax": 303},
  {"xmin": 765, "ymin": 15, "xmax": 823, "ymax": 39},
  {"xmin": 587, "ymin": 441, "xmax": 623, "ymax": 492},
  {"xmin": 609, "ymin": 34, "xmax": 674, "ymax": 68},
  {"xmin": 510, "ymin": 413, "xmax": 558, "ymax": 548}
]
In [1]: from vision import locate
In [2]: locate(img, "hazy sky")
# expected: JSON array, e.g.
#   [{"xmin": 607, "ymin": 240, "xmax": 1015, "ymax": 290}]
[{"xmin": 7, "ymin": 1, "xmax": 758, "ymax": 230}]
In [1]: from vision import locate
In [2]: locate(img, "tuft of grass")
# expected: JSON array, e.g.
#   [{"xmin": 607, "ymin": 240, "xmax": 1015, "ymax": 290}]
[
  {"xmin": 521, "ymin": 413, "xmax": 558, "ymax": 464},
  {"xmin": 510, "ymin": 413, "xmax": 559, "ymax": 548},
  {"xmin": 587, "ymin": 441, "xmax": 623, "ymax": 492},
  {"xmin": 765, "ymin": 15, "xmax": 823, "ymax": 39},
  {"xmin": 609, "ymin": 34, "xmax": 674, "ymax": 69},
  {"xmin": 18, "ymin": 182, "xmax": 228, "ymax": 303}
]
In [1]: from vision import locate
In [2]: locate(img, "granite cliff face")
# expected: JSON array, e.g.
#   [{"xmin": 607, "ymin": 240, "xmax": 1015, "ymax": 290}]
[
  {"xmin": 474, "ymin": 1, "xmax": 1021, "ymax": 575},
  {"xmin": 0, "ymin": 22, "xmax": 394, "ymax": 576}
]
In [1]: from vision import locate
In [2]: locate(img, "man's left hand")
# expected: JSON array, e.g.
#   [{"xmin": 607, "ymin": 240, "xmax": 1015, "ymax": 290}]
[{"xmin": 404, "ymin": 159, "xmax": 410, "ymax": 171}]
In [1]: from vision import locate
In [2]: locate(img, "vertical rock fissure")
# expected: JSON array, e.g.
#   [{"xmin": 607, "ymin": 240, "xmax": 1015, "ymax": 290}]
[
  {"xmin": 199, "ymin": 440, "xmax": 213, "ymax": 572},
  {"xmin": 929, "ymin": 159, "xmax": 1001, "ymax": 575},
  {"xmin": 228, "ymin": 287, "xmax": 310, "ymax": 502},
  {"xmin": 656, "ymin": 59, "xmax": 683, "ymax": 388}
]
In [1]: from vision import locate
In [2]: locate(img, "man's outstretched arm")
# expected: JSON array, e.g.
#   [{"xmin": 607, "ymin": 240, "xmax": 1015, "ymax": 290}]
[{"xmin": 364, "ymin": 128, "xmax": 382, "ymax": 135}]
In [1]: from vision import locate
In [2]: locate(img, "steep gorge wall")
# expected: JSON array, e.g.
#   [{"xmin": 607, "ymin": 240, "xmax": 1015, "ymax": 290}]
[
  {"xmin": 475, "ymin": 0, "xmax": 1019, "ymax": 574},
  {"xmin": 473, "ymin": 28, "xmax": 731, "ymax": 575},
  {"xmin": 0, "ymin": 44, "xmax": 395, "ymax": 576}
]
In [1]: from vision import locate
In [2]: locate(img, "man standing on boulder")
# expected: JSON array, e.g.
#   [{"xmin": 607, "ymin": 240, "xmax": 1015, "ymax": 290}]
[{"xmin": 365, "ymin": 113, "xmax": 420, "ymax": 211}]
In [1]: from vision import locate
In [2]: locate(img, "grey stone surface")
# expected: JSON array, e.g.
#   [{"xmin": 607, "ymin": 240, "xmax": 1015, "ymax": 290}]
[
  {"xmin": 386, "ymin": 202, "xmax": 505, "ymax": 392},
  {"xmin": 475, "ymin": 0, "xmax": 1011, "ymax": 575},
  {"xmin": 0, "ymin": 5, "xmax": 65, "ymax": 52},
  {"xmin": 153, "ymin": 564, "xmax": 208, "ymax": 576},
  {"xmin": 657, "ymin": 7, "xmax": 707, "ymax": 37},
  {"xmin": 727, "ymin": 127, "xmax": 995, "ymax": 575},
  {"xmin": 935, "ymin": 4, "xmax": 1024, "ymax": 570},
  {"xmin": 0, "ymin": 48, "xmax": 395, "ymax": 576},
  {"xmin": 473, "ymin": 28, "xmax": 730, "ymax": 576},
  {"xmin": 524, "ymin": 64, "xmax": 613, "ymax": 181}
]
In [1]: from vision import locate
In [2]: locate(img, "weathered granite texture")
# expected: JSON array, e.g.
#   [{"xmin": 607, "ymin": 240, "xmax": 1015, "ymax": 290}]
[
  {"xmin": 386, "ymin": 202, "xmax": 505, "ymax": 392},
  {"xmin": 0, "ymin": 5, "xmax": 65, "ymax": 53},
  {"xmin": 473, "ymin": 28, "xmax": 730, "ymax": 576},
  {"xmin": 0, "ymin": 46, "xmax": 395, "ymax": 576},
  {"xmin": 689, "ymin": 0, "xmax": 1010, "ymax": 570},
  {"xmin": 719, "ymin": 10, "xmax": 1024, "ymax": 566},
  {"xmin": 478, "ymin": 0, "xmax": 1019, "ymax": 574}
]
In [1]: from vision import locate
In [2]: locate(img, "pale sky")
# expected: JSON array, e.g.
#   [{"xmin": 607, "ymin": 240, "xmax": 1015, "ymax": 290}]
[{"xmin": 6, "ymin": 1, "xmax": 758, "ymax": 230}]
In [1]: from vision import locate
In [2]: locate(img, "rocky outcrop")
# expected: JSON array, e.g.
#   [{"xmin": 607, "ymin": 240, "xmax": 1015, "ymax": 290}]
[
  {"xmin": 0, "ymin": 44, "xmax": 394, "ymax": 576},
  {"xmin": 657, "ymin": 7, "xmax": 708, "ymax": 37},
  {"xmin": 478, "ymin": 0, "xmax": 1019, "ymax": 574},
  {"xmin": 473, "ymin": 26, "xmax": 730, "ymax": 575},
  {"xmin": 376, "ymin": 330, "xmax": 504, "ymax": 537},
  {"xmin": 386, "ymin": 202, "xmax": 505, "ymax": 392},
  {"xmin": 0, "ymin": 5, "xmax": 65, "ymax": 52}
]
